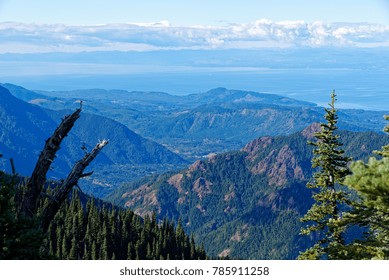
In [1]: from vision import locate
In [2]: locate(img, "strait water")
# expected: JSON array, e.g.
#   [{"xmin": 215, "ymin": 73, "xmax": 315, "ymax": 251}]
[{"xmin": 3, "ymin": 68, "xmax": 389, "ymax": 111}]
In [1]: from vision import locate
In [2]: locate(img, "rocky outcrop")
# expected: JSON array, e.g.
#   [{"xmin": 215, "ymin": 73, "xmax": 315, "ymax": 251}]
[
  {"xmin": 192, "ymin": 177, "xmax": 212, "ymax": 200},
  {"xmin": 123, "ymin": 184, "xmax": 160, "ymax": 216},
  {"xmin": 301, "ymin": 122, "xmax": 321, "ymax": 139},
  {"xmin": 168, "ymin": 173, "xmax": 184, "ymax": 193},
  {"xmin": 241, "ymin": 136, "xmax": 274, "ymax": 161},
  {"xmin": 251, "ymin": 145, "xmax": 304, "ymax": 186}
]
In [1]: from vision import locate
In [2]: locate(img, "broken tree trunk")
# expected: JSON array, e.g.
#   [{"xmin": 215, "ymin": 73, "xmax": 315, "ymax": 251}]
[
  {"xmin": 40, "ymin": 139, "xmax": 109, "ymax": 232},
  {"xmin": 19, "ymin": 108, "xmax": 81, "ymax": 218}
]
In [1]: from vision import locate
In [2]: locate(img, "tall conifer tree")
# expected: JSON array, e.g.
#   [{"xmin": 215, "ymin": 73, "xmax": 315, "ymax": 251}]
[
  {"xmin": 299, "ymin": 91, "xmax": 351, "ymax": 259},
  {"xmin": 336, "ymin": 115, "xmax": 389, "ymax": 259},
  {"xmin": 0, "ymin": 174, "xmax": 44, "ymax": 259}
]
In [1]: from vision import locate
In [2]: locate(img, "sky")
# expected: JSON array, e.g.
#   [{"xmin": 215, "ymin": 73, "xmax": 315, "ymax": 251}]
[
  {"xmin": 0, "ymin": 1, "xmax": 388, "ymax": 52},
  {"xmin": 1, "ymin": 0, "xmax": 389, "ymax": 26},
  {"xmin": 0, "ymin": 0, "xmax": 388, "ymax": 109},
  {"xmin": 0, "ymin": 1, "xmax": 389, "ymax": 53}
]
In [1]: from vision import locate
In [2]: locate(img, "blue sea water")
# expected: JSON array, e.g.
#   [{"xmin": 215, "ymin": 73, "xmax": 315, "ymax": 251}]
[{"xmin": 4, "ymin": 68, "xmax": 389, "ymax": 111}]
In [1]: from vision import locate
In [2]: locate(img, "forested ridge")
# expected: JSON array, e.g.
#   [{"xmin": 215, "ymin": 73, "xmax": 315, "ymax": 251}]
[
  {"xmin": 0, "ymin": 171, "xmax": 206, "ymax": 260},
  {"xmin": 0, "ymin": 103, "xmax": 206, "ymax": 260},
  {"xmin": 43, "ymin": 189, "xmax": 206, "ymax": 260},
  {"xmin": 1, "ymin": 87, "xmax": 389, "ymax": 260},
  {"xmin": 110, "ymin": 124, "xmax": 389, "ymax": 259},
  {"xmin": 108, "ymin": 93, "xmax": 389, "ymax": 260}
]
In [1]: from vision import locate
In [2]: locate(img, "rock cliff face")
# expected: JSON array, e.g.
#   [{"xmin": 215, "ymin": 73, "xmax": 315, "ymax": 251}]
[
  {"xmin": 301, "ymin": 122, "xmax": 321, "ymax": 139},
  {"xmin": 244, "ymin": 122, "xmax": 321, "ymax": 186},
  {"xmin": 192, "ymin": 177, "xmax": 213, "ymax": 200},
  {"xmin": 123, "ymin": 184, "xmax": 160, "ymax": 217},
  {"xmin": 241, "ymin": 136, "xmax": 274, "ymax": 161},
  {"xmin": 111, "ymin": 125, "xmax": 389, "ymax": 259},
  {"xmin": 250, "ymin": 145, "xmax": 305, "ymax": 186}
]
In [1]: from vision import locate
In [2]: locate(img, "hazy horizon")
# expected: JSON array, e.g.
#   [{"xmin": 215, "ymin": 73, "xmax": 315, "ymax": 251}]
[{"xmin": 1, "ymin": 1, "xmax": 388, "ymax": 111}]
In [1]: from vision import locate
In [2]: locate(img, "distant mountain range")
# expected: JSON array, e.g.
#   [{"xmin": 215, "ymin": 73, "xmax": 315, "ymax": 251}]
[
  {"xmin": 108, "ymin": 124, "xmax": 389, "ymax": 259},
  {"xmin": 0, "ymin": 85, "xmax": 186, "ymax": 197},
  {"xmin": 2, "ymin": 84, "xmax": 387, "ymax": 162}
]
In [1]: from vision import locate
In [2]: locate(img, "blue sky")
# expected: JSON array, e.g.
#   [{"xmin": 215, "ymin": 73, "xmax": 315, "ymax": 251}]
[
  {"xmin": 0, "ymin": 0, "xmax": 388, "ymax": 109},
  {"xmin": 1, "ymin": 0, "xmax": 389, "ymax": 25},
  {"xmin": 1, "ymin": 0, "xmax": 389, "ymax": 53}
]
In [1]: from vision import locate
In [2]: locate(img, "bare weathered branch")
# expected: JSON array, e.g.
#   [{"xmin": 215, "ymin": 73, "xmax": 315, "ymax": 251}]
[
  {"xmin": 40, "ymin": 139, "xmax": 108, "ymax": 232},
  {"xmin": 10, "ymin": 158, "xmax": 16, "ymax": 175},
  {"xmin": 40, "ymin": 192, "xmax": 59, "ymax": 204},
  {"xmin": 80, "ymin": 171, "xmax": 94, "ymax": 178},
  {"xmin": 19, "ymin": 108, "xmax": 81, "ymax": 218}
]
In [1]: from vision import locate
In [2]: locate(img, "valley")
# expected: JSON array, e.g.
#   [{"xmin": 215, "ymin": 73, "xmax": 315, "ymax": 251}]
[
  {"xmin": 3, "ymin": 83, "xmax": 386, "ymax": 162},
  {"xmin": 1, "ymin": 82, "xmax": 388, "ymax": 259}
]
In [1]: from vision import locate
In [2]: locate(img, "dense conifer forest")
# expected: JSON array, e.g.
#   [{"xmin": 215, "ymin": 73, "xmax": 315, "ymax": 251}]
[
  {"xmin": 0, "ymin": 173, "xmax": 206, "ymax": 260},
  {"xmin": 44, "ymin": 190, "xmax": 206, "ymax": 260}
]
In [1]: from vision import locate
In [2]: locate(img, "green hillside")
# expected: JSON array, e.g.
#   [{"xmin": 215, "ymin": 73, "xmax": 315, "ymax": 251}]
[
  {"xmin": 109, "ymin": 125, "xmax": 389, "ymax": 259},
  {"xmin": 3, "ymin": 84, "xmax": 386, "ymax": 161}
]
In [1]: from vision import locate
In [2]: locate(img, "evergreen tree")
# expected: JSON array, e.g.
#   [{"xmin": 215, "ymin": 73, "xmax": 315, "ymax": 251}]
[
  {"xmin": 91, "ymin": 241, "xmax": 98, "ymax": 260},
  {"xmin": 299, "ymin": 91, "xmax": 351, "ymax": 259},
  {"xmin": 69, "ymin": 236, "xmax": 78, "ymax": 260},
  {"xmin": 0, "ymin": 174, "xmax": 44, "ymax": 259},
  {"xmin": 6, "ymin": 178, "xmax": 206, "ymax": 260},
  {"xmin": 336, "ymin": 115, "xmax": 389, "ymax": 259},
  {"xmin": 375, "ymin": 115, "xmax": 389, "ymax": 157}
]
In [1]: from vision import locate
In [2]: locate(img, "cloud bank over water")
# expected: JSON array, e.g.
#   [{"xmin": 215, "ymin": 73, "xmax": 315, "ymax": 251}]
[{"xmin": 1, "ymin": 20, "xmax": 389, "ymax": 53}]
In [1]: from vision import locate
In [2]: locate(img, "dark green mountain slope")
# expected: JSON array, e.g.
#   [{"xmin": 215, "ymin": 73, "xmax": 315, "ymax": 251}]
[
  {"xmin": 0, "ymin": 171, "xmax": 206, "ymax": 260},
  {"xmin": 0, "ymin": 85, "xmax": 186, "ymax": 197},
  {"xmin": 109, "ymin": 125, "xmax": 389, "ymax": 259},
  {"xmin": 44, "ymin": 189, "xmax": 206, "ymax": 260}
]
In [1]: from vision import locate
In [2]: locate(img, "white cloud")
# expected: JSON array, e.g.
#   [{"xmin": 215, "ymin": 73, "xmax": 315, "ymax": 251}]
[{"xmin": 0, "ymin": 20, "xmax": 389, "ymax": 53}]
